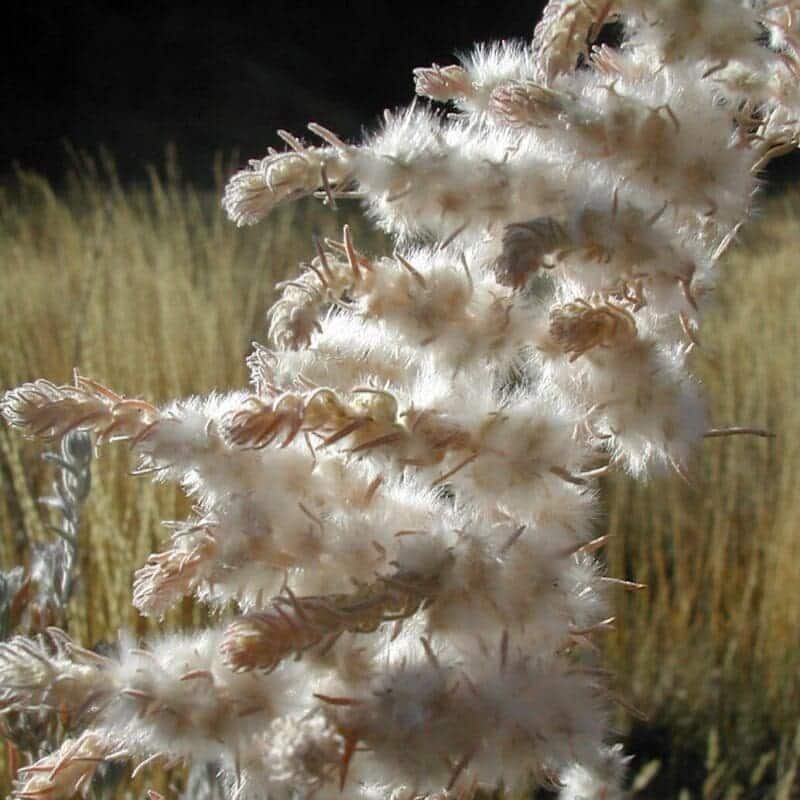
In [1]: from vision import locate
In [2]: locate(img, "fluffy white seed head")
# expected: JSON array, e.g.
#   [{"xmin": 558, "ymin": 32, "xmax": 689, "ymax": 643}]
[{"xmin": 1, "ymin": 3, "xmax": 788, "ymax": 798}]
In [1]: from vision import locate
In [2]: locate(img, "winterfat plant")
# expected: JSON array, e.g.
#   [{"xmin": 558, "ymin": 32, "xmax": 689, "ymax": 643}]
[
  {"xmin": 1, "ymin": 1, "xmax": 796, "ymax": 798},
  {"xmin": 0, "ymin": 431, "xmax": 97, "ymax": 790},
  {"xmin": 0, "ymin": 430, "xmax": 92, "ymax": 641}
]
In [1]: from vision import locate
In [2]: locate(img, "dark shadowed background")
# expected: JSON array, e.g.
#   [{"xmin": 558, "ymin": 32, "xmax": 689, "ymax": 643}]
[
  {"xmin": 4, "ymin": 2, "xmax": 799, "ymax": 186},
  {"xmin": 5, "ymin": 2, "xmax": 550, "ymax": 185}
]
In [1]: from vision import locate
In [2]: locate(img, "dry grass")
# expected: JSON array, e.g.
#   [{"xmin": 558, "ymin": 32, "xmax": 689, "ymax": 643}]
[
  {"xmin": 0, "ymin": 153, "xmax": 386, "ymax": 644},
  {"xmin": 0, "ymin": 157, "xmax": 798, "ymax": 796},
  {"xmin": 605, "ymin": 192, "xmax": 800, "ymax": 797}
]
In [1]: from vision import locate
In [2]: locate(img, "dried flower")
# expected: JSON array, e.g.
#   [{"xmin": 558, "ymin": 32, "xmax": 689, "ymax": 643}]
[
  {"xmin": 11, "ymin": 732, "xmax": 119, "ymax": 800},
  {"xmin": 413, "ymin": 64, "xmax": 474, "ymax": 103},
  {"xmin": 549, "ymin": 298, "xmax": 637, "ymax": 361},
  {"xmin": 1, "ymin": 375, "xmax": 157, "ymax": 444},
  {"xmin": 495, "ymin": 218, "xmax": 569, "ymax": 288},
  {"xmin": 221, "ymin": 571, "xmax": 439, "ymax": 672}
]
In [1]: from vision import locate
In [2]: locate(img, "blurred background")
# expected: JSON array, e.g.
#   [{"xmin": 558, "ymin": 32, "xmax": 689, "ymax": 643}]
[{"xmin": 2, "ymin": 3, "xmax": 800, "ymax": 799}]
